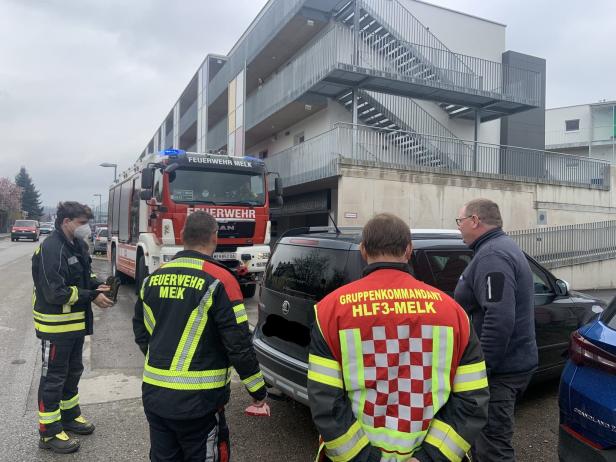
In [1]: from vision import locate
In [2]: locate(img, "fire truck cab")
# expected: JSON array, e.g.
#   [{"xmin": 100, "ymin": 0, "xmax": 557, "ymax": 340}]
[{"xmin": 108, "ymin": 150, "xmax": 282, "ymax": 298}]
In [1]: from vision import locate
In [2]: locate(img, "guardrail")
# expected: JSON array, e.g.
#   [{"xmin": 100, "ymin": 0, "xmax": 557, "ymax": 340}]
[
  {"xmin": 510, "ymin": 221, "xmax": 616, "ymax": 269},
  {"xmin": 264, "ymin": 123, "xmax": 611, "ymax": 190}
]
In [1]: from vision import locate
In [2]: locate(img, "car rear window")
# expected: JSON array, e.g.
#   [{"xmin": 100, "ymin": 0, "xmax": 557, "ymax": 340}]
[
  {"xmin": 265, "ymin": 243, "xmax": 351, "ymax": 300},
  {"xmin": 15, "ymin": 220, "xmax": 37, "ymax": 227},
  {"xmin": 602, "ymin": 300, "xmax": 616, "ymax": 330},
  {"xmin": 98, "ymin": 229, "xmax": 108, "ymax": 237}
]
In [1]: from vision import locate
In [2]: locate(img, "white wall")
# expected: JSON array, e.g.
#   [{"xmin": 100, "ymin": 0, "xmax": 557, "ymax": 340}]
[
  {"xmin": 545, "ymin": 105, "xmax": 591, "ymax": 147},
  {"xmin": 399, "ymin": 0, "xmax": 506, "ymax": 62}
]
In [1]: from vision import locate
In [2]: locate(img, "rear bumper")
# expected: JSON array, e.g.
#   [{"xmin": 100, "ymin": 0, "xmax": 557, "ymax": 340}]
[
  {"xmin": 253, "ymin": 335, "xmax": 309, "ymax": 406},
  {"xmin": 559, "ymin": 425, "xmax": 616, "ymax": 462}
]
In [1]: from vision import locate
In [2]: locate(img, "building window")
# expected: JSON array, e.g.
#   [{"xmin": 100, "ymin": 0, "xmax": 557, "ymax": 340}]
[
  {"xmin": 294, "ymin": 132, "xmax": 305, "ymax": 145},
  {"xmin": 565, "ymin": 119, "xmax": 580, "ymax": 131},
  {"xmin": 258, "ymin": 150, "xmax": 268, "ymax": 159}
]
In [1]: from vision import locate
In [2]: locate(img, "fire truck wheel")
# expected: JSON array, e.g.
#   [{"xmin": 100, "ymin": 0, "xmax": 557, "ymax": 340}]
[
  {"xmin": 135, "ymin": 256, "xmax": 149, "ymax": 295},
  {"xmin": 241, "ymin": 283, "xmax": 256, "ymax": 299}
]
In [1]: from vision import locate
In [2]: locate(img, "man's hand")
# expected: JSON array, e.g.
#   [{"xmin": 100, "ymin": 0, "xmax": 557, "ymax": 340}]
[
  {"xmin": 93, "ymin": 292, "xmax": 114, "ymax": 308},
  {"xmin": 96, "ymin": 284, "xmax": 111, "ymax": 292},
  {"xmin": 245, "ymin": 400, "xmax": 271, "ymax": 417}
]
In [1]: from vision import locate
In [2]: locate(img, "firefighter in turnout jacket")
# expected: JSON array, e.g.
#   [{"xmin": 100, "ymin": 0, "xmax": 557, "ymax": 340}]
[
  {"xmin": 308, "ymin": 214, "xmax": 490, "ymax": 462},
  {"xmin": 32, "ymin": 202, "xmax": 114, "ymax": 454},
  {"xmin": 133, "ymin": 211, "xmax": 268, "ymax": 462}
]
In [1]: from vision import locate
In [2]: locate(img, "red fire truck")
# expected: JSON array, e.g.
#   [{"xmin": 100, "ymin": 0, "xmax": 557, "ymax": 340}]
[{"xmin": 107, "ymin": 150, "xmax": 282, "ymax": 298}]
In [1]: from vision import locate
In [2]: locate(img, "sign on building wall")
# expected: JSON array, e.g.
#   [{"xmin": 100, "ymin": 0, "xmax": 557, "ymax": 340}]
[{"xmin": 227, "ymin": 68, "xmax": 245, "ymax": 157}]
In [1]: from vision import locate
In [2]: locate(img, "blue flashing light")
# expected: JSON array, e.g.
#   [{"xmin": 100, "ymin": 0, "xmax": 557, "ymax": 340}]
[
  {"xmin": 243, "ymin": 155, "xmax": 264, "ymax": 164},
  {"xmin": 160, "ymin": 149, "xmax": 185, "ymax": 156}
]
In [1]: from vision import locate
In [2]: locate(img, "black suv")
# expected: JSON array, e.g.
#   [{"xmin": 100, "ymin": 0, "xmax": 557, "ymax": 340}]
[{"xmin": 253, "ymin": 227, "xmax": 606, "ymax": 405}]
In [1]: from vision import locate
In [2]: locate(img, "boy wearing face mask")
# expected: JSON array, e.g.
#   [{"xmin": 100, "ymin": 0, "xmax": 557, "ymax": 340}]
[{"xmin": 31, "ymin": 201, "xmax": 114, "ymax": 454}]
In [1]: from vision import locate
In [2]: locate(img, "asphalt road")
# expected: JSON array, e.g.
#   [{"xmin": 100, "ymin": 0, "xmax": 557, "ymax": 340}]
[{"xmin": 1, "ymin": 236, "xmax": 611, "ymax": 461}]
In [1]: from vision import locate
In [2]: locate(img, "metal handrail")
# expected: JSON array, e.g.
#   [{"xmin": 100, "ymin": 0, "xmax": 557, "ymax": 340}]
[
  {"xmin": 208, "ymin": 0, "xmax": 305, "ymax": 103},
  {"xmin": 264, "ymin": 123, "xmax": 610, "ymax": 190},
  {"xmin": 510, "ymin": 221, "xmax": 616, "ymax": 269}
]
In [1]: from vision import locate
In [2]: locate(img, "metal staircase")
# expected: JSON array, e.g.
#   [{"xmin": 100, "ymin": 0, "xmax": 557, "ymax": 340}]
[
  {"xmin": 334, "ymin": 0, "xmax": 478, "ymax": 119},
  {"xmin": 337, "ymin": 89, "xmax": 460, "ymax": 168}
]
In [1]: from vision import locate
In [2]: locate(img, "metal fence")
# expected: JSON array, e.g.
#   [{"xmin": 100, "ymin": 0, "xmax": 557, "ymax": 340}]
[
  {"xmin": 510, "ymin": 221, "xmax": 616, "ymax": 269},
  {"xmin": 264, "ymin": 123, "xmax": 611, "ymax": 190}
]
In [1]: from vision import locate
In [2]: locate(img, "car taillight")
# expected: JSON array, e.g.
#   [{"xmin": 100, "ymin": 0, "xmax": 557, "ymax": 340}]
[{"xmin": 570, "ymin": 330, "xmax": 616, "ymax": 374}]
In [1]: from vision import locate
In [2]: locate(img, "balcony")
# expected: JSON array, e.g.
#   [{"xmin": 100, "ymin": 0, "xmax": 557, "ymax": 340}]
[
  {"xmin": 246, "ymin": 23, "xmax": 541, "ymax": 140},
  {"xmin": 265, "ymin": 123, "xmax": 610, "ymax": 191}
]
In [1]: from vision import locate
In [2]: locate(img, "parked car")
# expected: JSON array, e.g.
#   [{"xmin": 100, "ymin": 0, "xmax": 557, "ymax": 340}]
[
  {"xmin": 39, "ymin": 222, "xmax": 54, "ymax": 234},
  {"xmin": 10, "ymin": 219, "xmax": 40, "ymax": 242},
  {"xmin": 93, "ymin": 228, "xmax": 108, "ymax": 254},
  {"xmin": 253, "ymin": 227, "xmax": 606, "ymax": 405},
  {"xmin": 558, "ymin": 300, "xmax": 616, "ymax": 461}
]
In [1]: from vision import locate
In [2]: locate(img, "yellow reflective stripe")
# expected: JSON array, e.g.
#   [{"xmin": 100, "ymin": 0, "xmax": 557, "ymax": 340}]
[
  {"xmin": 308, "ymin": 354, "xmax": 343, "ymax": 388},
  {"xmin": 171, "ymin": 280, "xmax": 218, "ymax": 371},
  {"xmin": 60, "ymin": 394, "xmax": 79, "ymax": 410},
  {"xmin": 34, "ymin": 322, "xmax": 86, "ymax": 333},
  {"xmin": 32, "ymin": 290, "xmax": 36, "ymax": 307},
  {"xmin": 34, "ymin": 246, "xmax": 41, "ymax": 255},
  {"xmin": 242, "ymin": 371, "xmax": 265, "ymax": 392},
  {"xmin": 453, "ymin": 361, "xmax": 488, "ymax": 393},
  {"xmin": 309, "ymin": 354, "xmax": 341, "ymax": 372},
  {"xmin": 325, "ymin": 420, "xmax": 369, "ymax": 462},
  {"xmin": 143, "ymin": 363, "xmax": 231, "ymax": 390},
  {"xmin": 33, "ymin": 310, "xmax": 85, "ymax": 323},
  {"xmin": 161, "ymin": 258, "xmax": 204, "ymax": 270},
  {"xmin": 308, "ymin": 370, "xmax": 344, "ymax": 389},
  {"xmin": 90, "ymin": 273, "xmax": 97, "ymax": 279},
  {"xmin": 143, "ymin": 302, "xmax": 155, "ymax": 335},
  {"xmin": 67, "ymin": 286, "xmax": 79, "ymax": 305},
  {"xmin": 38, "ymin": 409, "xmax": 61, "ymax": 424},
  {"xmin": 313, "ymin": 304, "xmax": 325, "ymax": 338},
  {"xmin": 424, "ymin": 419, "xmax": 470, "ymax": 462},
  {"xmin": 233, "ymin": 303, "xmax": 248, "ymax": 324}
]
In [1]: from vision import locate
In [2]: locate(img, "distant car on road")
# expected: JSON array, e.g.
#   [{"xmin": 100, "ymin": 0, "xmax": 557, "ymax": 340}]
[
  {"xmin": 558, "ymin": 301, "xmax": 616, "ymax": 461},
  {"xmin": 93, "ymin": 228, "xmax": 108, "ymax": 254},
  {"xmin": 39, "ymin": 222, "xmax": 54, "ymax": 234},
  {"xmin": 11, "ymin": 220, "xmax": 40, "ymax": 242}
]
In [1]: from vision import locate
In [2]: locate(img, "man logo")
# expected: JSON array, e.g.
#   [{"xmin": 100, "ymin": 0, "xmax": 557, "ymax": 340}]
[{"xmin": 282, "ymin": 300, "xmax": 290, "ymax": 315}]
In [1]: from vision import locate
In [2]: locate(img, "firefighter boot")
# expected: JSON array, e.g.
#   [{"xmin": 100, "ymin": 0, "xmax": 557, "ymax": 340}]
[
  {"xmin": 38, "ymin": 431, "xmax": 80, "ymax": 454},
  {"xmin": 63, "ymin": 415, "xmax": 95, "ymax": 435}
]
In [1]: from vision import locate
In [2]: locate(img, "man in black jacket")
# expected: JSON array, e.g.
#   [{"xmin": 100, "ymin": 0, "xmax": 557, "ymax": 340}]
[
  {"xmin": 32, "ymin": 201, "xmax": 114, "ymax": 454},
  {"xmin": 454, "ymin": 198, "xmax": 537, "ymax": 462},
  {"xmin": 133, "ymin": 211, "xmax": 268, "ymax": 462}
]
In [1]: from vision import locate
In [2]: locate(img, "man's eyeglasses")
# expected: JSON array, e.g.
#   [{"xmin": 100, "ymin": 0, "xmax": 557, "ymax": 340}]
[{"xmin": 455, "ymin": 215, "xmax": 474, "ymax": 226}]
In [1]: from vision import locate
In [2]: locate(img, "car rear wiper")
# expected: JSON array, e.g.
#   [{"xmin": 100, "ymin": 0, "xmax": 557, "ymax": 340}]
[{"xmin": 282, "ymin": 286, "xmax": 315, "ymax": 300}]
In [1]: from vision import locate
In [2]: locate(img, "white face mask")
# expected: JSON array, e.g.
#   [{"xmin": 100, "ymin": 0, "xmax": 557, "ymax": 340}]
[{"xmin": 74, "ymin": 224, "xmax": 91, "ymax": 240}]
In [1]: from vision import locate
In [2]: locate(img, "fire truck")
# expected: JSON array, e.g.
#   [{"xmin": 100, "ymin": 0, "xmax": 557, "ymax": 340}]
[{"xmin": 107, "ymin": 150, "xmax": 282, "ymax": 298}]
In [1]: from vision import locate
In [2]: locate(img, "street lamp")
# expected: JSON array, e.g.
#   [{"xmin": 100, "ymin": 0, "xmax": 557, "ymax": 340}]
[
  {"xmin": 99, "ymin": 162, "xmax": 117, "ymax": 182},
  {"xmin": 93, "ymin": 194, "xmax": 102, "ymax": 223}
]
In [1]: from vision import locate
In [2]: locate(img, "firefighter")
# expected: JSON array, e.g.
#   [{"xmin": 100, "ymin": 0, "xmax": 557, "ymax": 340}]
[
  {"xmin": 308, "ymin": 213, "xmax": 490, "ymax": 462},
  {"xmin": 133, "ymin": 211, "xmax": 268, "ymax": 461},
  {"xmin": 32, "ymin": 201, "xmax": 114, "ymax": 454}
]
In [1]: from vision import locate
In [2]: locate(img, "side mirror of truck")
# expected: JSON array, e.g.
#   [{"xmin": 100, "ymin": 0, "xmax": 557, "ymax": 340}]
[
  {"xmin": 271, "ymin": 195, "xmax": 283, "ymax": 208},
  {"xmin": 274, "ymin": 177, "xmax": 283, "ymax": 197},
  {"xmin": 140, "ymin": 190, "xmax": 153, "ymax": 201},
  {"xmin": 141, "ymin": 168, "xmax": 155, "ymax": 190}
]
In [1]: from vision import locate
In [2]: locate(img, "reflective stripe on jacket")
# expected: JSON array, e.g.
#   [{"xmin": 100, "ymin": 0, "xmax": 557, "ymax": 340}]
[
  {"xmin": 308, "ymin": 262, "xmax": 489, "ymax": 462},
  {"xmin": 31, "ymin": 229, "xmax": 101, "ymax": 340},
  {"xmin": 132, "ymin": 250, "xmax": 266, "ymax": 420}
]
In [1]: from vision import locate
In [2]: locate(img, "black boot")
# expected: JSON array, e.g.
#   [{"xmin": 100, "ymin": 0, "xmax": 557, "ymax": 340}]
[
  {"xmin": 39, "ymin": 431, "xmax": 80, "ymax": 454},
  {"xmin": 63, "ymin": 415, "xmax": 95, "ymax": 435}
]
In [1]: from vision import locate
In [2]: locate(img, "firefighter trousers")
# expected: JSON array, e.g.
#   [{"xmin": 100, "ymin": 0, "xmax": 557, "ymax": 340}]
[
  {"xmin": 37, "ymin": 337, "xmax": 84, "ymax": 437},
  {"xmin": 472, "ymin": 372, "xmax": 532, "ymax": 462},
  {"xmin": 145, "ymin": 408, "xmax": 230, "ymax": 462}
]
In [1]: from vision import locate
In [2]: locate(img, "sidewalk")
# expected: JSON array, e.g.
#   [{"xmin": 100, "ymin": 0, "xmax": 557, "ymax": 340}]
[{"xmin": 0, "ymin": 233, "xmax": 9, "ymax": 240}]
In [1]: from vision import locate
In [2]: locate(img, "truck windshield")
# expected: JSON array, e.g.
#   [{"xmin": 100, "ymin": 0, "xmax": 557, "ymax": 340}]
[{"xmin": 168, "ymin": 169, "xmax": 266, "ymax": 206}]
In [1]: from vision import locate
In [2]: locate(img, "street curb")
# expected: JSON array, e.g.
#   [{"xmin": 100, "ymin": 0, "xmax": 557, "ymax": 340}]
[{"xmin": 0, "ymin": 235, "xmax": 10, "ymax": 241}]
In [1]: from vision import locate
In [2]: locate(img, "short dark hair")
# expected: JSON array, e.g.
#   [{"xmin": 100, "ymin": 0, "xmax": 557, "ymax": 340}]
[
  {"xmin": 55, "ymin": 201, "xmax": 93, "ymax": 228},
  {"xmin": 464, "ymin": 198, "xmax": 503, "ymax": 227},
  {"xmin": 361, "ymin": 213, "xmax": 412, "ymax": 258},
  {"xmin": 182, "ymin": 211, "xmax": 218, "ymax": 247}
]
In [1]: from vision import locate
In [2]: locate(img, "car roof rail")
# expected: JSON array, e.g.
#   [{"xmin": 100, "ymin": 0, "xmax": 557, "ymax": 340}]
[{"xmin": 278, "ymin": 226, "xmax": 363, "ymax": 240}]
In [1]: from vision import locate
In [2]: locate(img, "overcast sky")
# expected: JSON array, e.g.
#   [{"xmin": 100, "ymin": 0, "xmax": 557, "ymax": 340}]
[{"xmin": 1, "ymin": 0, "xmax": 614, "ymax": 208}]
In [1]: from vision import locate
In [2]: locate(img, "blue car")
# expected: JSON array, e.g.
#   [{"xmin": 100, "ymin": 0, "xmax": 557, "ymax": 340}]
[{"xmin": 559, "ymin": 300, "xmax": 616, "ymax": 461}]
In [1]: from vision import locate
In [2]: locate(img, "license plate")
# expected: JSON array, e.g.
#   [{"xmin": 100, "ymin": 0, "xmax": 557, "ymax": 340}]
[{"xmin": 214, "ymin": 252, "xmax": 237, "ymax": 261}]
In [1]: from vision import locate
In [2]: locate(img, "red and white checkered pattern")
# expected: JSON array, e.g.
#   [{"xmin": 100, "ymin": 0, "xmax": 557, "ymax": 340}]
[{"xmin": 361, "ymin": 325, "xmax": 434, "ymax": 433}]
